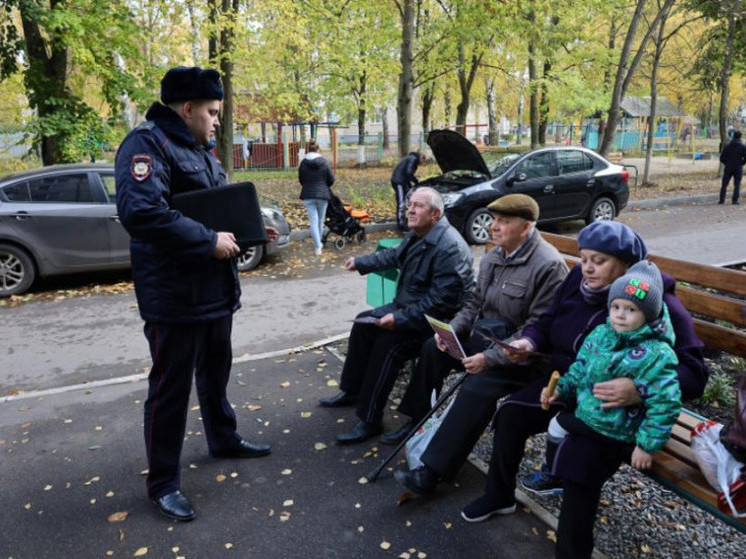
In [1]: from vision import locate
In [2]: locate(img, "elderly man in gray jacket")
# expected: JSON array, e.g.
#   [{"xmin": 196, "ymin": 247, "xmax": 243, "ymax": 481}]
[
  {"xmin": 320, "ymin": 187, "xmax": 475, "ymax": 445},
  {"xmin": 393, "ymin": 194, "xmax": 569, "ymax": 494}
]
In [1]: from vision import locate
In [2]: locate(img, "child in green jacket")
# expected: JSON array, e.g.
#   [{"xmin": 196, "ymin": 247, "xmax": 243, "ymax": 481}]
[{"xmin": 525, "ymin": 260, "xmax": 681, "ymax": 495}]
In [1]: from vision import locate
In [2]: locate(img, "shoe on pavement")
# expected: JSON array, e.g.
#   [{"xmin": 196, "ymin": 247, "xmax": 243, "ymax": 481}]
[
  {"xmin": 519, "ymin": 466, "xmax": 564, "ymax": 497},
  {"xmin": 336, "ymin": 421, "xmax": 383, "ymax": 445},
  {"xmin": 380, "ymin": 421, "xmax": 413, "ymax": 445},
  {"xmin": 393, "ymin": 464, "xmax": 438, "ymax": 495},
  {"xmin": 319, "ymin": 390, "xmax": 357, "ymax": 408},
  {"xmin": 153, "ymin": 490, "xmax": 196, "ymax": 521},
  {"xmin": 211, "ymin": 439, "xmax": 271, "ymax": 459},
  {"xmin": 461, "ymin": 494, "xmax": 516, "ymax": 523}
]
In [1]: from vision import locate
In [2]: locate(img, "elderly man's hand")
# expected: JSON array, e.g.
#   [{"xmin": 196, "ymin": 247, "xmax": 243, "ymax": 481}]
[
  {"xmin": 214, "ymin": 232, "xmax": 240, "ymax": 259},
  {"xmin": 376, "ymin": 313, "xmax": 395, "ymax": 330},
  {"xmin": 593, "ymin": 377, "xmax": 641, "ymax": 409},
  {"xmin": 434, "ymin": 333, "xmax": 448, "ymax": 353},
  {"xmin": 344, "ymin": 257, "xmax": 356, "ymax": 271},
  {"xmin": 462, "ymin": 352, "xmax": 488, "ymax": 374}
]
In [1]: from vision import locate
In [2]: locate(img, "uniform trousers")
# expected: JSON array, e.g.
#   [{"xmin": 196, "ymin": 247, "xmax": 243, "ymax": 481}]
[
  {"xmin": 143, "ymin": 315, "xmax": 240, "ymax": 498},
  {"xmin": 720, "ymin": 168, "xmax": 742, "ymax": 203},
  {"xmin": 339, "ymin": 308, "xmax": 428, "ymax": 425},
  {"xmin": 419, "ymin": 361, "xmax": 543, "ymax": 480}
]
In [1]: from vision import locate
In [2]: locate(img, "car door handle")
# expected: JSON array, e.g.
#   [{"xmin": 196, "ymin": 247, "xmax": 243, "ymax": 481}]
[
  {"xmin": 586, "ymin": 180, "xmax": 595, "ymax": 187},
  {"xmin": 543, "ymin": 185, "xmax": 554, "ymax": 193},
  {"xmin": 109, "ymin": 215, "xmax": 121, "ymax": 223},
  {"xmin": 12, "ymin": 211, "xmax": 30, "ymax": 221}
]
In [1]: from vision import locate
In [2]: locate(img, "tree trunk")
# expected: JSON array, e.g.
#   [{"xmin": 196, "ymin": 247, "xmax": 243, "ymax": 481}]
[
  {"xmin": 718, "ymin": 11, "xmax": 736, "ymax": 155},
  {"xmin": 444, "ymin": 90, "xmax": 452, "ymax": 128},
  {"xmin": 643, "ymin": 2, "xmax": 671, "ymax": 186},
  {"xmin": 357, "ymin": 72, "xmax": 367, "ymax": 167},
  {"xmin": 382, "ymin": 106, "xmax": 390, "ymax": 149},
  {"xmin": 455, "ymin": 43, "xmax": 482, "ymax": 136},
  {"xmin": 486, "ymin": 77, "xmax": 498, "ymax": 145},
  {"xmin": 421, "ymin": 82, "xmax": 435, "ymax": 137},
  {"xmin": 528, "ymin": 43, "xmax": 539, "ymax": 148},
  {"xmin": 538, "ymin": 60, "xmax": 551, "ymax": 145},
  {"xmin": 396, "ymin": 0, "xmax": 415, "ymax": 158}
]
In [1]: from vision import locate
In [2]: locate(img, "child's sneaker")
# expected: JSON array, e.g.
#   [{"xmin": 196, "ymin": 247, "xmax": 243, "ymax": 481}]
[{"xmin": 520, "ymin": 465, "xmax": 563, "ymax": 497}]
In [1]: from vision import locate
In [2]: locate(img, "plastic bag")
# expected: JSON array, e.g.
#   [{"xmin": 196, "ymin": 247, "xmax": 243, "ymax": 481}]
[
  {"xmin": 405, "ymin": 396, "xmax": 455, "ymax": 470},
  {"xmin": 691, "ymin": 420, "xmax": 746, "ymax": 517}
]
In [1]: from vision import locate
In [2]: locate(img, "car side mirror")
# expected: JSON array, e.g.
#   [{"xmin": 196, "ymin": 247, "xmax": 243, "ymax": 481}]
[{"xmin": 514, "ymin": 173, "xmax": 527, "ymax": 183}]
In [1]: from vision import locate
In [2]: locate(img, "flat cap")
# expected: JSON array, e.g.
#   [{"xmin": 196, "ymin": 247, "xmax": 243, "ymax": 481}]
[
  {"xmin": 487, "ymin": 194, "xmax": 539, "ymax": 221},
  {"xmin": 161, "ymin": 66, "xmax": 223, "ymax": 104}
]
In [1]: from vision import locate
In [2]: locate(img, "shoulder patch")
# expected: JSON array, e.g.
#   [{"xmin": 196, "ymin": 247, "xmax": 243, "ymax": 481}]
[{"xmin": 131, "ymin": 154, "xmax": 153, "ymax": 182}]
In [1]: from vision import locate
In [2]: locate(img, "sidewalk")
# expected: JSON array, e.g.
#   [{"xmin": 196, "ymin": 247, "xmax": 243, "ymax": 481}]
[{"xmin": 0, "ymin": 347, "xmax": 556, "ymax": 559}]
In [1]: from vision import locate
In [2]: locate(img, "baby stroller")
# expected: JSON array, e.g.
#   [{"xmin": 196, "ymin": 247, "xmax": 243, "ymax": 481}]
[{"xmin": 322, "ymin": 192, "xmax": 368, "ymax": 249}]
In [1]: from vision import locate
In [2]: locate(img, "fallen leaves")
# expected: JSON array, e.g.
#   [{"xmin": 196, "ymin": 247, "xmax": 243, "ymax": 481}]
[
  {"xmin": 397, "ymin": 491, "xmax": 415, "ymax": 506},
  {"xmin": 134, "ymin": 547, "xmax": 148, "ymax": 557},
  {"xmin": 314, "ymin": 442, "xmax": 327, "ymax": 451},
  {"xmin": 216, "ymin": 474, "xmax": 227, "ymax": 483},
  {"xmin": 380, "ymin": 541, "xmax": 391, "ymax": 550},
  {"xmin": 107, "ymin": 511, "xmax": 128, "ymax": 523}
]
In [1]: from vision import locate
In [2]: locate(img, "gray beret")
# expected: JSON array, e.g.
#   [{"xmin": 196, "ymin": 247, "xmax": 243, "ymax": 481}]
[
  {"xmin": 487, "ymin": 194, "xmax": 539, "ymax": 221},
  {"xmin": 161, "ymin": 66, "xmax": 224, "ymax": 104}
]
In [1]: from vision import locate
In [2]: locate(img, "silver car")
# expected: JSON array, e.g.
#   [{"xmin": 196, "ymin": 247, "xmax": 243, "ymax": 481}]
[{"xmin": 0, "ymin": 164, "xmax": 291, "ymax": 296}]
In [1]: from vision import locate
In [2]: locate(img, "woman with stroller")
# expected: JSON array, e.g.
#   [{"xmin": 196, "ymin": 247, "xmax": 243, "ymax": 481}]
[{"xmin": 299, "ymin": 139, "xmax": 335, "ymax": 255}]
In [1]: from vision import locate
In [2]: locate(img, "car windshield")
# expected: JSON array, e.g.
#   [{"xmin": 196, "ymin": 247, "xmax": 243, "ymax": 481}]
[{"xmin": 483, "ymin": 152, "xmax": 521, "ymax": 177}]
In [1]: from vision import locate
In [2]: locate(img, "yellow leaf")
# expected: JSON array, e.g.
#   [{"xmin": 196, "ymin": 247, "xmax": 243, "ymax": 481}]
[
  {"xmin": 283, "ymin": 500, "xmax": 294, "ymax": 507},
  {"xmin": 247, "ymin": 405, "xmax": 262, "ymax": 411},
  {"xmin": 326, "ymin": 379, "xmax": 339, "ymax": 387},
  {"xmin": 357, "ymin": 525, "xmax": 365, "ymax": 533},
  {"xmin": 641, "ymin": 544, "xmax": 651, "ymax": 554},
  {"xmin": 281, "ymin": 469, "xmax": 292, "ymax": 475},
  {"xmin": 280, "ymin": 381, "xmax": 291, "ymax": 388},
  {"xmin": 44, "ymin": 485, "xmax": 52, "ymax": 491},
  {"xmin": 546, "ymin": 530, "xmax": 557, "ymax": 543},
  {"xmin": 134, "ymin": 548, "xmax": 148, "ymax": 557},
  {"xmin": 107, "ymin": 511, "xmax": 128, "ymax": 523},
  {"xmin": 225, "ymin": 543, "xmax": 233, "ymax": 549},
  {"xmin": 216, "ymin": 474, "xmax": 227, "ymax": 482},
  {"xmin": 358, "ymin": 477, "xmax": 369, "ymax": 485},
  {"xmin": 443, "ymin": 522, "xmax": 452, "ymax": 529},
  {"xmin": 106, "ymin": 491, "xmax": 114, "ymax": 498},
  {"xmin": 380, "ymin": 542, "xmax": 391, "ymax": 550},
  {"xmin": 300, "ymin": 412, "xmax": 312, "ymax": 418},
  {"xmin": 24, "ymin": 503, "xmax": 31, "ymax": 510},
  {"xmin": 314, "ymin": 442, "xmax": 327, "ymax": 451}
]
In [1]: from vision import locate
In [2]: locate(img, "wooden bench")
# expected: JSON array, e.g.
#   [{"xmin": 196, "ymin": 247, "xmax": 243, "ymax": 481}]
[{"xmin": 541, "ymin": 231, "xmax": 746, "ymax": 533}]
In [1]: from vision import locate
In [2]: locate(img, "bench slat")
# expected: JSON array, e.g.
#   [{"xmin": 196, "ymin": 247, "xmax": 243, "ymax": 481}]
[
  {"xmin": 676, "ymin": 286, "xmax": 746, "ymax": 328},
  {"xmin": 693, "ymin": 320, "xmax": 746, "ymax": 356}
]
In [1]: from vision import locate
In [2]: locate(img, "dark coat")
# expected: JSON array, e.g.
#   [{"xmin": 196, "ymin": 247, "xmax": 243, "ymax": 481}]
[
  {"xmin": 354, "ymin": 216, "xmax": 475, "ymax": 332},
  {"xmin": 391, "ymin": 152, "xmax": 421, "ymax": 187},
  {"xmin": 719, "ymin": 138, "xmax": 746, "ymax": 172},
  {"xmin": 298, "ymin": 154, "xmax": 334, "ymax": 200},
  {"xmin": 115, "ymin": 102, "xmax": 240, "ymax": 323}
]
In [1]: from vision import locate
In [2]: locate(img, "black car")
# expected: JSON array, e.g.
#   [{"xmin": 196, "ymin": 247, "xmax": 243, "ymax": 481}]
[{"xmin": 420, "ymin": 130, "xmax": 630, "ymax": 244}]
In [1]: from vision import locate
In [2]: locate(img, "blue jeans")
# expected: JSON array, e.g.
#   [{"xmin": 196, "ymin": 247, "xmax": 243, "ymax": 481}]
[{"xmin": 303, "ymin": 198, "xmax": 328, "ymax": 249}]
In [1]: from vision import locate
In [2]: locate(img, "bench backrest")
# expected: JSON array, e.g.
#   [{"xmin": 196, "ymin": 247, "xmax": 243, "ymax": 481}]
[{"xmin": 540, "ymin": 231, "xmax": 746, "ymax": 360}]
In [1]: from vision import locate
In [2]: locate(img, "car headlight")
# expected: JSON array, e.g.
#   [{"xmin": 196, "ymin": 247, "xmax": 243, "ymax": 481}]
[{"xmin": 441, "ymin": 192, "xmax": 464, "ymax": 207}]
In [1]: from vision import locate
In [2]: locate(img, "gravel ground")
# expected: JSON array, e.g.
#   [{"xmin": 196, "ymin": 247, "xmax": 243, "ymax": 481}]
[{"xmin": 328, "ymin": 340, "xmax": 746, "ymax": 559}]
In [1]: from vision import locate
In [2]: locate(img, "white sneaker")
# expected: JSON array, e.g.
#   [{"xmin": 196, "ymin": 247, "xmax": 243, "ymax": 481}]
[{"xmin": 314, "ymin": 247, "xmax": 322, "ymax": 256}]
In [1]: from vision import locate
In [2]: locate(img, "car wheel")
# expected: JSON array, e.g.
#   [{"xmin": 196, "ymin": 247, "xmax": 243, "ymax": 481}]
[
  {"xmin": 236, "ymin": 245, "xmax": 264, "ymax": 272},
  {"xmin": 464, "ymin": 208, "xmax": 494, "ymax": 245},
  {"xmin": 585, "ymin": 197, "xmax": 617, "ymax": 224},
  {"xmin": 0, "ymin": 243, "xmax": 36, "ymax": 297}
]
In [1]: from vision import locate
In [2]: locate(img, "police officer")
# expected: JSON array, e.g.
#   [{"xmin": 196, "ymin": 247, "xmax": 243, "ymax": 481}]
[
  {"xmin": 115, "ymin": 66, "xmax": 275, "ymax": 521},
  {"xmin": 391, "ymin": 151, "xmax": 427, "ymax": 231}
]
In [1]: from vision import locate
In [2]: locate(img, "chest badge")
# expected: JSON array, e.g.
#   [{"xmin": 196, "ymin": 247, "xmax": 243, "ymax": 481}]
[{"xmin": 131, "ymin": 154, "xmax": 153, "ymax": 182}]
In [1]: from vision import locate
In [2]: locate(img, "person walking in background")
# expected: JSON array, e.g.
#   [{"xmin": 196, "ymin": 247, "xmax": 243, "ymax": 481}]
[
  {"xmin": 391, "ymin": 151, "xmax": 427, "ymax": 231},
  {"xmin": 719, "ymin": 130, "xmax": 746, "ymax": 205},
  {"xmin": 299, "ymin": 139, "xmax": 334, "ymax": 255},
  {"xmin": 115, "ymin": 66, "xmax": 274, "ymax": 522}
]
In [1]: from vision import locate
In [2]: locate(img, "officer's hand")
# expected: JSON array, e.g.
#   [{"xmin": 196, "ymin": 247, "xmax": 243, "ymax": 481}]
[
  {"xmin": 265, "ymin": 226, "xmax": 279, "ymax": 243},
  {"xmin": 214, "ymin": 232, "xmax": 240, "ymax": 259},
  {"xmin": 345, "ymin": 257, "xmax": 356, "ymax": 271}
]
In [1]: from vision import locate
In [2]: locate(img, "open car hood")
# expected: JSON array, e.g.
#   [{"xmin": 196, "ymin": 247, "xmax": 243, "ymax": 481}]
[{"xmin": 426, "ymin": 129, "xmax": 490, "ymax": 176}]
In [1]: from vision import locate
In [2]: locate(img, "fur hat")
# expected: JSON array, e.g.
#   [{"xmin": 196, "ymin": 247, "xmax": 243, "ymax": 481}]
[
  {"xmin": 578, "ymin": 221, "xmax": 647, "ymax": 264},
  {"xmin": 487, "ymin": 194, "xmax": 539, "ymax": 221},
  {"xmin": 161, "ymin": 66, "xmax": 223, "ymax": 104},
  {"xmin": 608, "ymin": 260, "xmax": 663, "ymax": 322}
]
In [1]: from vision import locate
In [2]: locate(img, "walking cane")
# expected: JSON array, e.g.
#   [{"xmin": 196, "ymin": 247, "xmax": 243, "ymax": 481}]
[{"xmin": 365, "ymin": 371, "xmax": 469, "ymax": 483}]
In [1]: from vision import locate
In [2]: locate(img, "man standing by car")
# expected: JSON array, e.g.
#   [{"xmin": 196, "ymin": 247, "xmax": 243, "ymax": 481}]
[
  {"xmin": 391, "ymin": 151, "xmax": 427, "ymax": 231},
  {"xmin": 115, "ymin": 66, "xmax": 275, "ymax": 522},
  {"xmin": 719, "ymin": 130, "xmax": 746, "ymax": 205},
  {"xmin": 319, "ymin": 187, "xmax": 474, "ymax": 444}
]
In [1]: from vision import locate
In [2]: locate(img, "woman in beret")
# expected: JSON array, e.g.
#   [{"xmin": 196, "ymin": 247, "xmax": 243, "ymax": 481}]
[
  {"xmin": 298, "ymin": 138, "xmax": 334, "ymax": 256},
  {"xmin": 459, "ymin": 221, "xmax": 708, "ymax": 558}
]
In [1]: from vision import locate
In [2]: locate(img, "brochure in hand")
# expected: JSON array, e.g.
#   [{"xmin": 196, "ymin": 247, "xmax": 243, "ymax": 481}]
[{"xmin": 425, "ymin": 315, "xmax": 466, "ymax": 360}]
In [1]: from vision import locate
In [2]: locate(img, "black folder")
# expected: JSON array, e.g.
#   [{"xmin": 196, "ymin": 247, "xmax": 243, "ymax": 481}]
[{"xmin": 171, "ymin": 182, "xmax": 267, "ymax": 249}]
